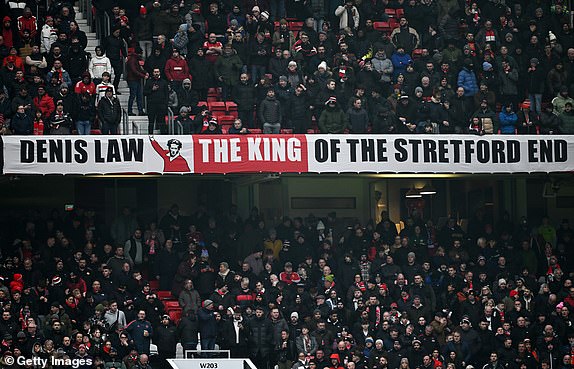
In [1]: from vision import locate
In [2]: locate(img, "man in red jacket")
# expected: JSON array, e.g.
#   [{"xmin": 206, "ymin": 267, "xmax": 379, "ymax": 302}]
[
  {"xmin": 126, "ymin": 47, "xmax": 148, "ymax": 115},
  {"xmin": 164, "ymin": 49, "xmax": 190, "ymax": 93}
]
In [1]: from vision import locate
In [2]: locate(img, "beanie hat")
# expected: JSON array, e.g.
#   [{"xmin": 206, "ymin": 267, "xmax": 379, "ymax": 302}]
[
  {"xmin": 139, "ymin": 5, "xmax": 147, "ymax": 15},
  {"xmin": 326, "ymin": 96, "xmax": 337, "ymax": 105},
  {"xmin": 482, "ymin": 62, "xmax": 493, "ymax": 71},
  {"xmin": 318, "ymin": 61, "xmax": 327, "ymax": 70},
  {"xmin": 260, "ymin": 11, "xmax": 270, "ymax": 20},
  {"xmin": 415, "ymin": 86, "xmax": 423, "ymax": 94}
]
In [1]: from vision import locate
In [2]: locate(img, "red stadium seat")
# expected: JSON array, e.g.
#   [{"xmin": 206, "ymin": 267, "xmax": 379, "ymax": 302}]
[
  {"xmin": 90, "ymin": 129, "xmax": 102, "ymax": 135},
  {"xmin": 373, "ymin": 22, "xmax": 391, "ymax": 32},
  {"xmin": 198, "ymin": 101, "xmax": 208, "ymax": 108},
  {"xmin": 385, "ymin": 8, "xmax": 396, "ymax": 17},
  {"xmin": 168, "ymin": 309, "xmax": 182, "ymax": 324},
  {"xmin": 389, "ymin": 19, "xmax": 400, "ymax": 29},
  {"xmin": 280, "ymin": 129, "xmax": 293, "ymax": 134},
  {"xmin": 289, "ymin": 21, "xmax": 303, "ymax": 31},
  {"xmin": 412, "ymin": 49, "xmax": 424, "ymax": 59},
  {"xmin": 396, "ymin": 8, "xmax": 405, "ymax": 17},
  {"xmin": 226, "ymin": 101, "xmax": 238, "ymax": 111},
  {"xmin": 250, "ymin": 128, "xmax": 262, "ymax": 134},
  {"xmin": 164, "ymin": 300, "xmax": 180, "ymax": 310},
  {"xmin": 209, "ymin": 102, "xmax": 226, "ymax": 111},
  {"xmin": 157, "ymin": 291, "xmax": 174, "ymax": 300}
]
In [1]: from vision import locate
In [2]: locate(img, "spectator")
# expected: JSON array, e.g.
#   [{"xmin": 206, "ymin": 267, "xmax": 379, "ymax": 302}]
[
  {"xmin": 559, "ymin": 102, "xmax": 574, "ymax": 134},
  {"xmin": 319, "ymin": 96, "xmax": 347, "ymax": 133},
  {"xmin": 143, "ymin": 67, "xmax": 169, "ymax": 134},
  {"xmin": 259, "ymin": 88, "xmax": 282, "ymax": 134},
  {"xmin": 75, "ymin": 92, "xmax": 95, "ymax": 135},
  {"xmin": 198, "ymin": 299, "xmax": 217, "ymax": 355},
  {"xmin": 125, "ymin": 310, "xmax": 153, "ymax": 355},
  {"xmin": 335, "ymin": 0, "xmax": 360, "ymax": 32},
  {"xmin": 102, "ymin": 27, "xmax": 127, "ymax": 93},
  {"xmin": 126, "ymin": 47, "xmax": 147, "ymax": 116},
  {"xmin": 97, "ymin": 87, "xmax": 122, "ymax": 134},
  {"xmin": 10, "ymin": 103, "xmax": 32, "ymax": 134}
]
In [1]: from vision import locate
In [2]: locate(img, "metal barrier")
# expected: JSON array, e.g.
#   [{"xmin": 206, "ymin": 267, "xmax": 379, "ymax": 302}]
[
  {"xmin": 121, "ymin": 109, "xmax": 128, "ymax": 134},
  {"xmin": 176, "ymin": 121, "xmax": 183, "ymax": 135},
  {"xmin": 132, "ymin": 121, "xmax": 139, "ymax": 134},
  {"xmin": 183, "ymin": 350, "xmax": 231, "ymax": 359},
  {"xmin": 167, "ymin": 107, "xmax": 175, "ymax": 134}
]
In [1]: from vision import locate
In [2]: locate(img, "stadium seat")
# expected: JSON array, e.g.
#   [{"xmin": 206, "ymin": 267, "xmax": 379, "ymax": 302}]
[
  {"xmin": 212, "ymin": 110, "xmax": 227, "ymax": 118},
  {"xmin": 289, "ymin": 21, "xmax": 303, "ymax": 31},
  {"xmin": 373, "ymin": 22, "xmax": 391, "ymax": 32},
  {"xmin": 226, "ymin": 101, "xmax": 238, "ymax": 112},
  {"xmin": 208, "ymin": 102, "xmax": 226, "ymax": 111},
  {"xmin": 280, "ymin": 129, "xmax": 294, "ymax": 134},
  {"xmin": 198, "ymin": 101, "xmax": 208, "ymax": 108},
  {"xmin": 396, "ymin": 8, "xmax": 405, "ymax": 17},
  {"xmin": 412, "ymin": 49, "xmax": 424, "ymax": 59},
  {"xmin": 164, "ymin": 300, "xmax": 181, "ymax": 310},
  {"xmin": 385, "ymin": 8, "xmax": 396, "ymax": 17},
  {"xmin": 221, "ymin": 127, "xmax": 228, "ymax": 134},
  {"xmin": 250, "ymin": 128, "xmax": 262, "ymax": 134},
  {"xmin": 220, "ymin": 115, "xmax": 236, "ymax": 126},
  {"xmin": 168, "ymin": 309, "xmax": 182, "ymax": 324},
  {"xmin": 389, "ymin": 19, "xmax": 400, "ymax": 29},
  {"xmin": 157, "ymin": 291, "xmax": 174, "ymax": 300}
]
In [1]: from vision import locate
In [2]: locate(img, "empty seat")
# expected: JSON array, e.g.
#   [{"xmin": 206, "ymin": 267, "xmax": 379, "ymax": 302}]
[
  {"xmin": 164, "ymin": 300, "xmax": 180, "ymax": 310},
  {"xmin": 149, "ymin": 280, "xmax": 160, "ymax": 291},
  {"xmin": 208, "ymin": 101, "xmax": 226, "ymax": 111},
  {"xmin": 250, "ymin": 128, "xmax": 262, "ymax": 134},
  {"xmin": 157, "ymin": 291, "xmax": 174, "ymax": 300},
  {"xmin": 373, "ymin": 22, "xmax": 391, "ymax": 31},
  {"xmin": 226, "ymin": 101, "xmax": 238, "ymax": 111},
  {"xmin": 168, "ymin": 309, "xmax": 182, "ymax": 324},
  {"xmin": 280, "ymin": 129, "xmax": 293, "ymax": 134}
]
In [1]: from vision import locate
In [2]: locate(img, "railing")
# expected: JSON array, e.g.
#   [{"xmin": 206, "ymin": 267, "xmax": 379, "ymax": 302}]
[
  {"xmin": 176, "ymin": 121, "xmax": 183, "ymax": 135},
  {"xmin": 132, "ymin": 121, "xmax": 139, "ymax": 134},
  {"xmin": 78, "ymin": 0, "xmax": 92, "ymax": 33},
  {"xmin": 121, "ymin": 109, "xmax": 128, "ymax": 134},
  {"xmin": 167, "ymin": 107, "xmax": 175, "ymax": 134}
]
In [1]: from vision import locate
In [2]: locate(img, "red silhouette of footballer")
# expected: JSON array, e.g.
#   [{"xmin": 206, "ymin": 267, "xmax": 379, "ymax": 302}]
[{"xmin": 150, "ymin": 136, "xmax": 191, "ymax": 172}]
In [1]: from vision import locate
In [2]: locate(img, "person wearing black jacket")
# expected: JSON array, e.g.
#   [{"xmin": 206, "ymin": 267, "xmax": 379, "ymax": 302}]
[
  {"xmin": 178, "ymin": 311, "xmax": 199, "ymax": 355},
  {"xmin": 233, "ymin": 73, "xmax": 257, "ymax": 128},
  {"xmin": 154, "ymin": 315, "xmax": 178, "ymax": 369},
  {"xmin": 10, "ymin": 104, "xmax": 33, "ymax": 134},
  {"xmin": 97, "ymin": 87, "xmax": 121, "ymax": 134},
  {"xmin": 245, "ymin": 306, "xmax": 273, "ymax": 369},
  {"xmin": 75, "ymin": 92, "xmax": 95, "ymax": 135},
  {"xmin": 143, "ymin": 68, "xmax": 169, "ymax": 134},
  {"xmin": 103, "ymin": 27, "xmax": 128, "ymax": 92},
  {"xmin": 286, "ymin": 84, "xmax": 310, "ymax": 133}
]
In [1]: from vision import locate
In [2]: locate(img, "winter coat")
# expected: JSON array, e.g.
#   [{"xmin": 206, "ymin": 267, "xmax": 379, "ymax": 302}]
[
  {"xmin": 498, "ymin": 68, "xmax": 519, "ymax": 96},
  {"xmin": 103, "ymin": 35, "xmax": 127, "ymax": 63},
  {"xmin": 319, "ymin": 105, "xmax": 348, "ymax": 133},
  {"xmin": 165, "ymin": 56, "xmax": 190, "ymax": 82},
  {"xmin": 133, "ymin": 15, "xmax": 153, "ymax": 42},
  {"xmin": 391, "ymin": 52, "xmax": 413, "ymax": 78},
  {"xmin": 371, "ymin": 54, "xmax": 394, "ymax": 82},
  {"xmin": 178, "ymin": 289, "xmax": 201, "ymax": 317},
  {"xmin": 551, "ymin": 95, "xmax": 574, "ymax": 115},
  {"xmin": 76, "ymin": 97, "xmax": 96, "ymax": 121},
  {"xmin": 154, "ymin": 323, "xmax": 178, "ymax": 353},
  {"xmin": 286, "ymin": 91, "xmax": 310, "ymax": 121},
  {"xmin": 457, "ymin": 67, "xmax": 479, "ymax": 97},
  {"xmin": 539, "ymin": 111, "xmax": 561, "ymax": 134},
  {"xmin": 347, "ymin": 107, "xmax": 369, "ymax": 133},
  {"xmin": 258, "ymin": 96, "xmax": 282, "ymax": 125},
  {"xmin": 10, "ymin": 111, "xmax": 33, "ymax": 134},
  {"xmin": 246, "ymin": 316, "xmax": 273, "ymax": 356},
  {"xmin": 144, "ymin": 77, "xmax": 169, "ymax": 106},
  {"xmin": 198, "ymin": 307, "xmax": 217, "ymax": 339},
  {"xmin": 126, "ymin": 53, "xmax": 147, "ymax": 81},
  {"xmin": 97, "ymin": 96, "xmax": 122, "ymax": 126},
  {"xmin": 526, "ymin": 67, "xmax": 545, "ymax": 94},
  {"xmin": 498, "ymin": 109, "xmax": 518, "ymax": 134},
  {"xmin": 187, "ymin": 55, "xmax": 212, "ymax": 90},
  {"xmin": 335, "ymin": 5, "xmax": 360, "ymax": 30},
  {"xmin": 214, "ymin": 52, "xmax": 243, "ymax": 86},
  {"xmin": 233, "ymin": 82, "xmax": 256, "ymax": 111},
  {"xmin": 249, "ymin": 39, "xmax": 271, "ymax": 66},
  {"xmin": 559, "ymin": 110, "xmax": 574, "ymax": 134},
  {"xmin": 472, "ymin": 107, "xmax": 498, "ymax": 134},
  {"xmin": 33, "ymin": 94, "xmax": 55, "ymax": 119}
]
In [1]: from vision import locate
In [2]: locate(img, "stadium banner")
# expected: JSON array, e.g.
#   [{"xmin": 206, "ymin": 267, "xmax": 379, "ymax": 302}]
[{"xmin": 2, "ymin": 135, "xmax": 573, "ymax": 175}]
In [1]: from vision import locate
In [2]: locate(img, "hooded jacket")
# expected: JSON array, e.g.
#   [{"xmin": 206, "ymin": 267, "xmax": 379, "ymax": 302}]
[
  {"xmin": 164, "ymin": 55, "xmax": 190, "ymax": 82},
  {"xmin": 214, "ymin": 49, "xmax": 243, "ymax": 86}
]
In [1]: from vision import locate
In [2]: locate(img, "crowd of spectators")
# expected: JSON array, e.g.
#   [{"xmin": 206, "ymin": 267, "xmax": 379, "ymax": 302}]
[
  {"xmin": 1, "ymin": 0, "xmax": 574, "ymax": 134},
  {"xmin": 0, "ymin": 201, "xmax": 572, "ymax": 369}
]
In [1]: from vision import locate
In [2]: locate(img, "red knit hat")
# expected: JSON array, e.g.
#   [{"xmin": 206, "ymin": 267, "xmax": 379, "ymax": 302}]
[{"xmin": 139, "ymin": 5, "xmax": 147, "ymax": 15}]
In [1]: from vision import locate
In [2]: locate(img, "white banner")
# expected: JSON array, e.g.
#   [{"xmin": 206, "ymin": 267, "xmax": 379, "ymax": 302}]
[
  {"xmin": 306, "ymin": 135, "xmax": 574, "ymax": 173},
  {"xmin": 2, "ymin": 135, "xmax": 573, "ymax": 175}
]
